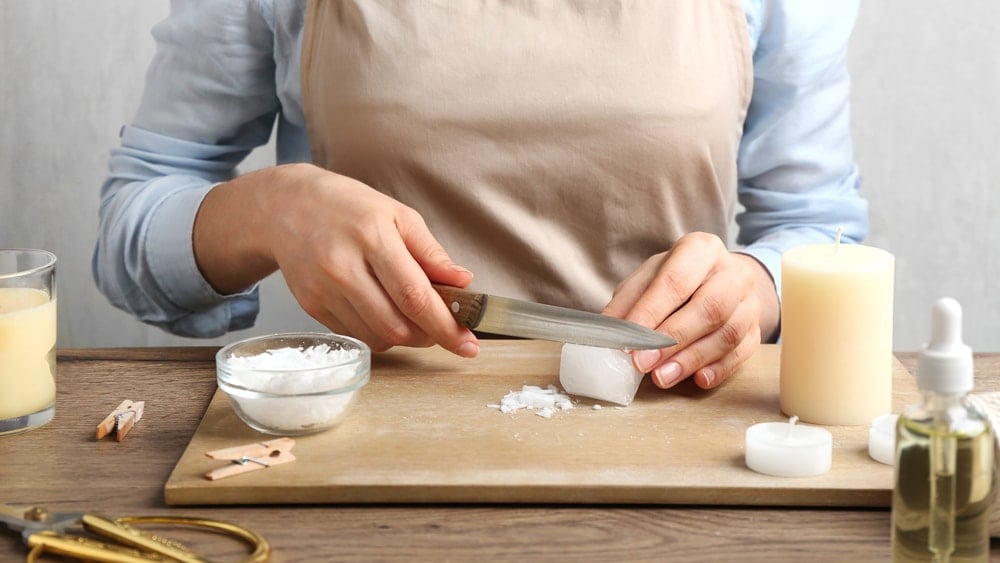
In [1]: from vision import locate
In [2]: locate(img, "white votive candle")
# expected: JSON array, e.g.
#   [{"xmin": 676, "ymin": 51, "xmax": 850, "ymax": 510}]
[
  {"xmin": 745, "ymin": 416, "xmax": 833, "ymax": 477},
  {"xmin": 868, "ymin": 413, "xmax": 898, "ymax": 465}
]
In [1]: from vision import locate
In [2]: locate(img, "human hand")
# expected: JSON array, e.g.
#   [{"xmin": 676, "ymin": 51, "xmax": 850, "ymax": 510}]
[
  {"xmin": 271, "ymin": 164, "xmax": 480, "ymax": 356},
  {"xmin": 602, "ymin": 232, "xmax": 779, "ymax": 390},
  {"xmin": 198, "ymin": 163, "xmax": 480, "ymax": 357}
]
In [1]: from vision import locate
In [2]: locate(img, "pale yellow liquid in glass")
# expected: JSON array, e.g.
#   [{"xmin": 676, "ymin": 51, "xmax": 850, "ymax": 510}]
[{"xmin": 0, "ymin": 287, "xmax": 56, "ymax": 420}]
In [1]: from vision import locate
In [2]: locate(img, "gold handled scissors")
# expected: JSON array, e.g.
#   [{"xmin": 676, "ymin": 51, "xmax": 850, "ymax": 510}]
[{"xmin": 0, "ymin": 503, "xmax": 270, "ymax": 562}]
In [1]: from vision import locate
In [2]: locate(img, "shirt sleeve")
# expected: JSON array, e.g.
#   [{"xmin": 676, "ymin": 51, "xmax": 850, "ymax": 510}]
[
  {"xmin": 92, "ymin": 0, "xmax": 279, "ymax": 337},
  {"xmin": 735, "ymin": 0, "xmax": 868, "ymax": 301}
]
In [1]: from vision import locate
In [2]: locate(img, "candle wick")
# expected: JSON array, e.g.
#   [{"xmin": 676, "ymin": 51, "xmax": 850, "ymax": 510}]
[
  {"xmin": 834, "ymin": 226, "xmax": 843, "ymax": 256},
  {"xmin": 786, "ymin": 416, "xmax": 799, "ymax": 439}
]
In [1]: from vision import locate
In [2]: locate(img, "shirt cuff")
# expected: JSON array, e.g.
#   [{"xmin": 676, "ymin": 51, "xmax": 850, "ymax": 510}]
[{"xmin": 145, "ymin": 181, "xmax": 255, "ymax": 310}]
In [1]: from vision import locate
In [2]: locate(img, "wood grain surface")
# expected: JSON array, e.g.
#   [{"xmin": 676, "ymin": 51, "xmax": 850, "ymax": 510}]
[
  {"xmin": 166, "ymin": 343, "xmax": 915, "ymax": 507},
  {"xmin": 2, "ymin": 345, "xmax": 998, "ymax": 561}
]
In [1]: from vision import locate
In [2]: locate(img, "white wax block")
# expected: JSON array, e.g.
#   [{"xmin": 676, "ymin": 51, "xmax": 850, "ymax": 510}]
[
  {"xmin": 559, "ymin": 343, "xmax": 644, "ymax": 406},
  {"xmin": 868, "ymin": 413, "xmax": 898, "ymax": 465}
]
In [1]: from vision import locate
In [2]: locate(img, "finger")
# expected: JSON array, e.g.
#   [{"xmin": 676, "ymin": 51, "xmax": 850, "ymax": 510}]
[
  {"xmin": 655, "ymin": 266, "xmax": 746, "ymax": 348},
  {"xmin": 335, "ymin": 289, "xmax": 437, "ymax": 352},
  {"xmin": 322, "ymin": 299, "xmax": 390, "ymax": 352},
  {"xmin": 622, "ymin": 234, "xmax": 718, "ymax": 330},
  {"xmin": 293, "ymin": 279, "xmax": 400, "ymax": 352},
  {"xmin": 649, "ymin": 296, "xmax": 757, "ymax": 389},
  {"xmin": 288, "ymin": 239, "xmax": 430, "ymax": 351},
  {"xmin": 337, "ymin": 267, "xmax": 441, "ymax": 351},
  {"xmin": 365, "ymin": 223, "xmax": 479, "ymax": 357},
  {"xmin": 692, "ymin": 324, "xmax": 761, "ymax": 389},
  {"xmin": 397, "ymin": 207, "xmax": 474, "ymax": 288}
]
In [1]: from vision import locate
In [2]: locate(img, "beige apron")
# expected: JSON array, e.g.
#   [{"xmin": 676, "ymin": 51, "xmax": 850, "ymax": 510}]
[{"xmin": 301, "ymin": 0, "xmax": 751, "ymax": 312}]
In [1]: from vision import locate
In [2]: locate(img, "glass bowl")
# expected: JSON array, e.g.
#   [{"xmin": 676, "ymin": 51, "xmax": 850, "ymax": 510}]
[{"xmin": 216, "ymin": 332, "xmax": 371, "ymax": 436}]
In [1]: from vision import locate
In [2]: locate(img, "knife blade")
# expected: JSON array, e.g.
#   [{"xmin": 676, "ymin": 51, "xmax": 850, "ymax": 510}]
[{"xmin": 432, "ymin": 285, "xmax": 676, "ymax": 350}]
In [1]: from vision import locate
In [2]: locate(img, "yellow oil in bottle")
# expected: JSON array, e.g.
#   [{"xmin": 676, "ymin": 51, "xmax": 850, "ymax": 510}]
[
  {"xmin": 891, "ymin": 414, "xmax": 994, "ymax": 562},
  {"xmin": 892, "ymin": 298, "xmax": 996, "ymax": 562}
]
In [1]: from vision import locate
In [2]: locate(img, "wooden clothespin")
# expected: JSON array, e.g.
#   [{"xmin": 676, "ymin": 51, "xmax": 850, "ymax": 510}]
[
  {"xmin": 204, "ymin": 438, "xmax": 297, "ymax": 481},
  {"xmin": 95, "ymin": 400, "xmax": 145, "ymax": 441}
]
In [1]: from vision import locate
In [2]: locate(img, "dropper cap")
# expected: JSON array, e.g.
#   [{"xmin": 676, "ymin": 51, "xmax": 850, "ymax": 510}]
[{"xmin": 917, "ymin": 297, "xmax": 973, "ymax": 394}]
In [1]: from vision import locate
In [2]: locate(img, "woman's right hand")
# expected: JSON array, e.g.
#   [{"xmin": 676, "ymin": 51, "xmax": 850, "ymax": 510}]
[{"xmin": 192, "ymin": 163, "xmax": 480, "ymax": 357}]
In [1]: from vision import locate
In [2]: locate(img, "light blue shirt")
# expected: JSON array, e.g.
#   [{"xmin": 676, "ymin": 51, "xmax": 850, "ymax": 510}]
[{"xmin": 94, "ymin": 0, "xmax": 868, "ymax": 338}]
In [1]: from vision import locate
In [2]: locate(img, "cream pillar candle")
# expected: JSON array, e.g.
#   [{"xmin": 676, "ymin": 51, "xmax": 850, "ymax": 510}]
[{"xmin": 779, "ymin": 243, "xmax": 894, "ymax": 426}]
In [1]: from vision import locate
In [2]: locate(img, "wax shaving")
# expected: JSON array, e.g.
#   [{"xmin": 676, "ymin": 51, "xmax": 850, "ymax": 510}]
[{"xmin": 490, "ymin": 385, "xmax": 574, "ymax": 416}]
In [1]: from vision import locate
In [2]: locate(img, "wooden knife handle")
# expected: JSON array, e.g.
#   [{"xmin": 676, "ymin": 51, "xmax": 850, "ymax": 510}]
[{"xmin": 432, "ymin": 284, "xmax": 486, "ymax": 329}]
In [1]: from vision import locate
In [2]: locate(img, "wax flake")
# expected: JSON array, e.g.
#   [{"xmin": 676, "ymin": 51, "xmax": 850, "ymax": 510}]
[{"xmin": 492, "ymin": 385, "xmax": 575, "ymax": 416}]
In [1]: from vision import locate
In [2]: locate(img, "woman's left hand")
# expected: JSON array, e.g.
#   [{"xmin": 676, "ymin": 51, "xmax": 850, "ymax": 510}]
[{"xmin": 602, "ymin": 232, "xmax": 780, "ymax": 390}]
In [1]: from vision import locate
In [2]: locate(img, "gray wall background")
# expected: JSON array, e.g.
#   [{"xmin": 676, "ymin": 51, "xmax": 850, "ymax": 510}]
[{"xmin": 2, "ymin": 2, "xmax": 998, "ymax": 352}]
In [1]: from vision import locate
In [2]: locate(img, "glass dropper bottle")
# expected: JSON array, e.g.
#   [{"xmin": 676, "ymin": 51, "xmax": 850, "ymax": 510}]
[{"xmin": 891, "ymin": 297, "xmax": 994, "ymax": 562}]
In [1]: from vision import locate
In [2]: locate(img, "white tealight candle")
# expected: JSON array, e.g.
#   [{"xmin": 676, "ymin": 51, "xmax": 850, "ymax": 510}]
[
  {"xmin": 745, "ymin": 416, "xmax": 833, "ymax": 477},
  {"xmin": 868, "ymin": 413, "xmax": 898, "ymax": 466}
]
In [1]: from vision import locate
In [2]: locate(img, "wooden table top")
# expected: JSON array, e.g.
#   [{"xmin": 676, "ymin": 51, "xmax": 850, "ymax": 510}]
[{"xmin": 2, "ymin": 347, "xmax": 998, "ymax": 561}]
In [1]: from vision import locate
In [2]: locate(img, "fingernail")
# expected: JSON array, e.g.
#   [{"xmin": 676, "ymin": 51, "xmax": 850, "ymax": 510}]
[
  {"xmin": 457, "ymin": 341, "xmax": 479, "ymax": 358},
  {"xmin": 699, "ymin": 368, "xmax": 715, "ymax": 388},
  {"xmin": 652, "ymin": 362, "xmax": 683, "ymax": 388},
  {"xmin": 634, "ymin": 349, "xmax": 661, "ymax": 373}
]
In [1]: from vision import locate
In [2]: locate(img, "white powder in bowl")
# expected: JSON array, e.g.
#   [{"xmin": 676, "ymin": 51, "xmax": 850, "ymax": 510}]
[{"xmin": 219, "ymin": 344, "xmax": 367, "ymax": 435}]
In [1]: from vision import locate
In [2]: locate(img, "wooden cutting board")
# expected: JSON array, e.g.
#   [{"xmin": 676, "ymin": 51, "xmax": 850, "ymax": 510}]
[{"xmin": 164, "ymin": 342, "xmax": 916, "ymax": 506}]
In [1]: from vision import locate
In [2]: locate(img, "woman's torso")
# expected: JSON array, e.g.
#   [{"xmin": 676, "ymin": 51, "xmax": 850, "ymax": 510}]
[{"xmin": 280, "ymin": 1, "xmax": 752, "ymax": 310}]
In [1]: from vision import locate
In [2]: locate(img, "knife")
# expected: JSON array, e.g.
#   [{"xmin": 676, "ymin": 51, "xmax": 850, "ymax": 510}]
[{"xmin": 432, "ymin": 284, "xmax": 676, "ymax": 350}]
